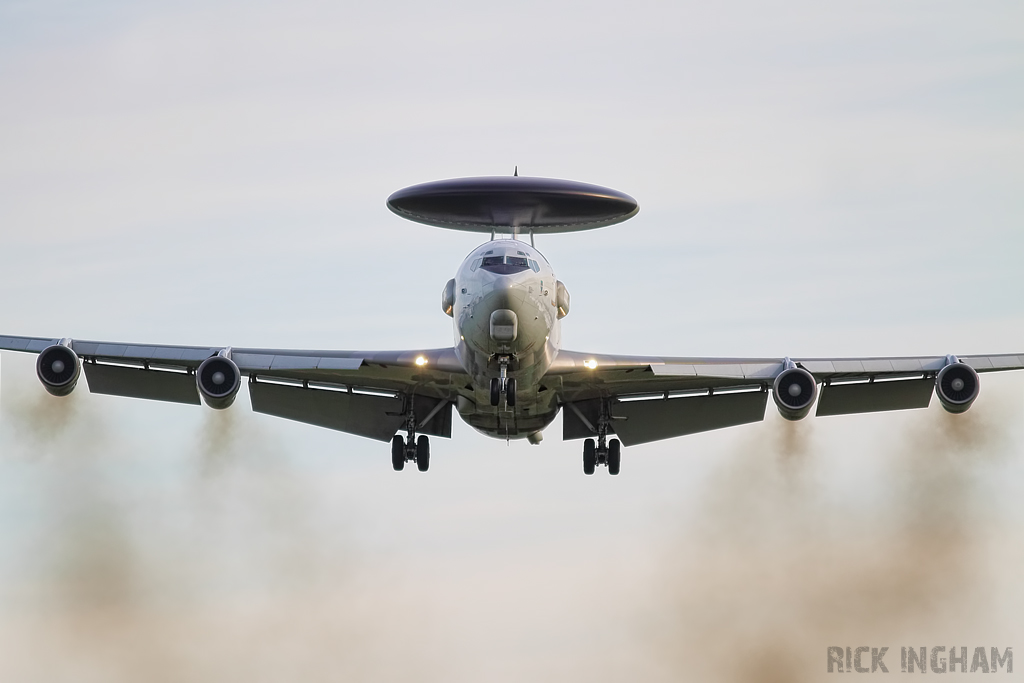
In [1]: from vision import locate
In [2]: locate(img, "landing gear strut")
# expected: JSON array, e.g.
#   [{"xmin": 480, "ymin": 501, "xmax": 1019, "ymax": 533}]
[
  {"xmin": 582, "ymin": 399, "xmax": 621, "ymax": 476},
  {"xmin": 392, "ymin": 397, "xmax": 431, "ymax": 472},
  {"xmin": 489, "ymin": 356, "xmax": 516, "ymax": 408}
]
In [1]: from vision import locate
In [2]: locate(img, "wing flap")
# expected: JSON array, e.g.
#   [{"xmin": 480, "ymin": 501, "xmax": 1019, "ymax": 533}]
[
  {"xmin": 84, "ymin": 363, "xmax": 201, "ymax": 405},
  {"xmin": 250, "ymin": 381, "xmax": 404, "ymax": 442},
  {"xmin": 816, "ymin": 378, "xmax": 933, "ymax": 417},
  {"xmin": 562, "ymin": 390, "xmax": 769, "ymax": 446},
  {"xmin": 562, "ymin": 399, "xmax": 603, "ymax": 440},
  {"xmin": 613, "ymin": 391, "xmax": 769, "ymax": 446},
  {"xmin": 247, "ymin": 382, "xmax": 453, "ymax": 442}
]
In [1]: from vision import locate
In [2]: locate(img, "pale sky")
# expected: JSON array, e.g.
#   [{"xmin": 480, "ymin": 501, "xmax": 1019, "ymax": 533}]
[{"xmin": 0, "ymin": 2, "xmax": 1022, "ymax": 681}]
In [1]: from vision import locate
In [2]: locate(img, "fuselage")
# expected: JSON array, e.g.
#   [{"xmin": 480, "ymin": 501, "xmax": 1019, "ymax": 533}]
[{"xmin": 451, "ymin": 239, "xmax": 562, "ymax": 439}]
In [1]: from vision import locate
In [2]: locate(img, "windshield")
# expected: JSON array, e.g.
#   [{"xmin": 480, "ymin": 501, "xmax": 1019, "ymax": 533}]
[{"xmin": 480, "ymin": 255, "xmax": 531, "ymax": 274}]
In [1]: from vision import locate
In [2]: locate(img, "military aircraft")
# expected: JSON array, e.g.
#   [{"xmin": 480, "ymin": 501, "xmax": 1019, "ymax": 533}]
[{"xmin": 2, "ymin": 175, "xmax": 1021, "ymax": 474}]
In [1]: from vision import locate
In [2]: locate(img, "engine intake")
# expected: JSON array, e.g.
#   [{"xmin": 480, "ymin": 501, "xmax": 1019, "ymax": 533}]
[
  {"xmin": 935, "ymin": 362, "xmax": 979, "ymax": 414},
  {"xmin": 197, "ymin": 356, "xmax": 241, "ymax": 409},
  {"xmin": 772, "ymin": 367, "xmax": 817, "ymax": 421},
  {"xmin": 36, "ymin": 344, "xmax": 81, "ymax": 397}
]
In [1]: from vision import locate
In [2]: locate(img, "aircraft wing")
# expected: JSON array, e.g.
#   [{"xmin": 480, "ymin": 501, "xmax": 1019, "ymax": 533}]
[
  {"xmin": 0, "ymin": 335, "xmax": 467, "ymax": 442},
  {"xmin": 547, "ymin": 350, "xmax": 1024, "ymax": 446}
]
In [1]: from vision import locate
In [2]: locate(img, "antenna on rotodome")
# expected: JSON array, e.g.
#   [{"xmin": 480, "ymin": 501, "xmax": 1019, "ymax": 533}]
[{"xmin": 514, "ymin": 166, "xmax": 518, "ymax": 176}]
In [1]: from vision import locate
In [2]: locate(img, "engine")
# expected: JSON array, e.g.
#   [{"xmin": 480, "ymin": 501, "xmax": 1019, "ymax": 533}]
[
  {"xmin": 196, "ymin": 355, "xmax": 241, "ymax": 409},
  {"xmin": 935, "ymin": 362, "xmax": 980, "ymax": 414},
  {"xmin": 36, "ymin": 344, "xmax": 81, "ymax": 397},
  {"xmin": 772, "ymin": 367, "xmax": 817, "ymax": 421}
]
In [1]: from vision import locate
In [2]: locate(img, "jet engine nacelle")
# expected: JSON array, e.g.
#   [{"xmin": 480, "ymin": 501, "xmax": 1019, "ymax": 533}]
[
  {"xmin": 197, "ymin": 355, "xmax": 241, "ymax": 409},
  {"xmin": 36, "ymin": 344, "xmax": 81, "ymax": 397},
  {"xmin": 935, "ymin": 362, "xmax": 980, "ymax": 414},
  {"xmin": 441, "ymin": 278, "xmax": 455, "ymax": 317},
  {"xmin": 772, "ymin": 367, "xmax": 817, "ymax": 421}
]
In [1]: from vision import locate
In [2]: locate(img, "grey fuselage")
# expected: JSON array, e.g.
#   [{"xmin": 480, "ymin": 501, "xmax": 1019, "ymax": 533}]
[{"xmin": 452, "ymin": 240, "xmax": 562, "ymax": 439}]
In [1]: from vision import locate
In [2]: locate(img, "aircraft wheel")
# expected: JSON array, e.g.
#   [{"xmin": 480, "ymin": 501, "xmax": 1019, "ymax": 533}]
[
  {"xmin": 417, "ymin": 435, "xmax": 430, "ymax": 472},
  {"xmin": 506, "ymin": 377, "xmax": 517, "ymax": 407},
  {"xmin": 583, "ymin": 438, "xmax": 596, "ymax": 475},
  {"xmin": 608, "ymin": 438, "xmax": 621, "ymax": 475},
  {"xmin": 391, "ymin": 435, "xmax": 405, "ymax": 471},
  {"xmin": 490, "ymin": 378, "xmax": 501, "ymax": 406}
]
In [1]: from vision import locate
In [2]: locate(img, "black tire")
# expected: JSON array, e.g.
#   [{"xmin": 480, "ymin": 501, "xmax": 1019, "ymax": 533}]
[
  {"xmin": 608, "ymin": 439, "xmax": 621, "ymax": 476},
  {"xmin": 583, "ymin": 439, "xmax": 596, "ymax": 475},
  {"xmin": 490, "ymin": 377, "xmax": 501, "ymax": 406},
  {"xmin": 506, "ymin": 377, "xmax": 517, "ymax": 407},
  {"xmin": 417, "ymin": 435, "xmax": 430, "ymax": 472},
  {"xmin": 391, "ymin": 435, "xmax": 405, "ymax": 471}
]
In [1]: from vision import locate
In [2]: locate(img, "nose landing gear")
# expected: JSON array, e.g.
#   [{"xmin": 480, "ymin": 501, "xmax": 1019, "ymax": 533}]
[{"xmin": 489, "ymin": 356, "xmax": 517, "ymax": 408}]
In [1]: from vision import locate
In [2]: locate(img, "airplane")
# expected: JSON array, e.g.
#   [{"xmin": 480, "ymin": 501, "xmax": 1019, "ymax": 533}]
[{"xmin": 2, "ymin": 175, "xmax": 1022, "ymax": 475}]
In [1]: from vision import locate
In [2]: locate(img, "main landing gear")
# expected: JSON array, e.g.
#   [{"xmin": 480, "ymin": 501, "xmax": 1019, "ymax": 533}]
[
  {"xmin": 392, "ymin": 398, "xmax": 431, "ymax": 472},
  {"xmin": 583, "ymin": 437, "xmax": 621, "ymax": 475},
  {"xmin": 582, "ymin": 398, "xmax": 620, "ymax": 475},
  {"xmin": 489, "ymin": 356, "xmax": 516, "ymax": 408},
  {"xmin": 392, "ymin": 434, "xmax": 430, "ymax": 472}
]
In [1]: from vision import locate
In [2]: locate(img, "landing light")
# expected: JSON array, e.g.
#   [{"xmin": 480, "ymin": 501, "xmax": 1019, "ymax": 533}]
[
  {"xmin": 415, "ymin": 356, "xmax": 428, "ymax": 366},
  {"xmin": 584, "ymin": 359, "xmax": 598, "ymax": 369}
]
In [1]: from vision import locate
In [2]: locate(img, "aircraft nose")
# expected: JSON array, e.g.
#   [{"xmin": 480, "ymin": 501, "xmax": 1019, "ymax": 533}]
[
  {"xmin": 492, "ymin": 274, "xmax": 515, "ymax": 288},
  {"xmin": 483, "ymin": 275, "xmax": 524, "ymax": 309}
]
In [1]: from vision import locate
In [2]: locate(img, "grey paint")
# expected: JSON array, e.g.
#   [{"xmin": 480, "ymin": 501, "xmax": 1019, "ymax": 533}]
[
  {"xmin": 1, "ymin": 241, "xmax": 1022, "ymax": 447},
  {"xmin": 2, "ymin": 325, "xmax": 1024, "ymax": 446}
]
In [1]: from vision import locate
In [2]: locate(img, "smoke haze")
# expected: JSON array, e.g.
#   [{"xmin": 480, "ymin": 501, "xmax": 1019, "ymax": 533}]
[
  {"xmin": 1, "ymin": 355, "xmax": 1021, "ymax": 681},
  {"xmin": 646, "ymin": 401, "xmax": 1022, "ymax": 682}
]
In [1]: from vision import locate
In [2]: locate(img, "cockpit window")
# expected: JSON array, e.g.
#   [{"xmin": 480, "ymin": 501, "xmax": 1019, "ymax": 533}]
[
  {"xmin": 528, "ymin": 259, "xmax": 540, "ymax": 272},
  {"xmin": 480, "ymin": 255, "xmax": 531, "ymax": 274}
]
